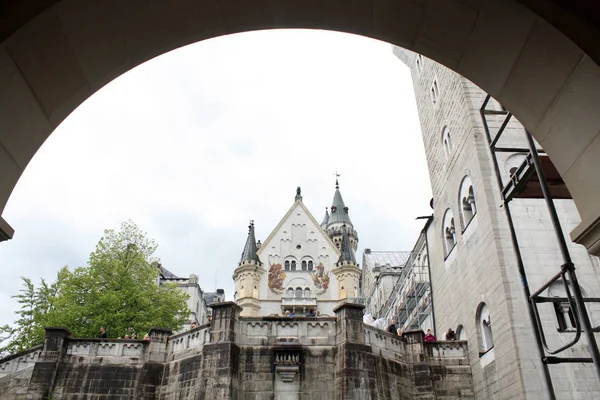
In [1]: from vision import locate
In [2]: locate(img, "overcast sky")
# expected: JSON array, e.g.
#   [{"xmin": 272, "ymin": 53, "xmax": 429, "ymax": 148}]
[{"xmin": 0, "ymin": 29, "xmax": 431, "ymax": 327}]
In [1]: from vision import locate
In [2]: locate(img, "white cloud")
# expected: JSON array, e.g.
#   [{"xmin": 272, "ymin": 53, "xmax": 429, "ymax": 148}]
[{"xmin": 0, "ymin": 29, "xmax": 432, "ymax": 327}]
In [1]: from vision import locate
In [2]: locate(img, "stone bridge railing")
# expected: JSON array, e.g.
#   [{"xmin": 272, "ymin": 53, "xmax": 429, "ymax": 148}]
[
  {"xmin": 166, "ymin": 323, "xmax": 211, "ymax": 361},
  {"xmin": 0, "ymin": 344, "xmax": 42, "ymax": 378},
  {"xmin": 363, "ymin": 324, "xmax": 407, "ymax": 361},
  {"xmin": 424, "ymin": 340, "xmax": 469, "ymax": 363},
  {"xmin": 65, "ymin": 338, "xmax": 147, "ymax": 364},
  {"xmin": 239, "ymin": 316, "xmax": 337, "ymax": 346},
  {"xmin": 363, "ymin": 323, "xmax": 469, "ymax": 364}
]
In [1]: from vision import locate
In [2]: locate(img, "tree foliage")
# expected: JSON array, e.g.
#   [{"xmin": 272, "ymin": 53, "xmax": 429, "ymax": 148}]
[{"xmin": 0, "ymin": 221, "xmax": 189, "ymax": 356}]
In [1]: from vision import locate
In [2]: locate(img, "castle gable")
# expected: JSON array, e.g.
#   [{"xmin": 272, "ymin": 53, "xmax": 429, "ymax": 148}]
[{"xmin": 256, "ymin": 201, "xmax": 341, "ymax": 305}]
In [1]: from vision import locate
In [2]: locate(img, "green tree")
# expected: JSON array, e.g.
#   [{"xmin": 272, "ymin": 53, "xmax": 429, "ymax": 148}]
[
  {"xmin": 0, "ymin": 274, "xmax": 62, "ymax": 356},
  {"xmin": 0, "ymin": 221, "xmax": 189, "ymax": 356}
]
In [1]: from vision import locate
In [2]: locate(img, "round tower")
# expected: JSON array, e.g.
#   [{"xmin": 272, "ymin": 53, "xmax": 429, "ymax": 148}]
[
  {"xmin": 331, "ymin": 230, "xmax": 361, "ymax": 300},
  {"xmin": 232, "ymin": 221, "xmax": 265, "ymax": 316},
  {"xmin": 325, "ymin": 179, "xmax": 359, "ymax": 251}
]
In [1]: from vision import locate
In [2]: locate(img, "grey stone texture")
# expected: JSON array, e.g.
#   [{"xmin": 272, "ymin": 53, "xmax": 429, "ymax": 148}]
[
  {"xmin": 0, "ymin": 302, "xmax": 473, "ymax": 399},
  {"xmin": 394, "ymin": 47, "xmax": 600, "ymax": 399}
]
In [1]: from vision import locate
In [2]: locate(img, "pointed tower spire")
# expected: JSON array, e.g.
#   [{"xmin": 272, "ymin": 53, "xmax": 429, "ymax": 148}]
[
  {"xmin": 337, "ymin": 228, "xmax": 357, "ymax": 264},
  {"xmin": 240, "ymin": 220, "xmax": 261, "ymax": 264},
  {"xmin": 320, "ymin": 207, "xmax": 330, "ymax": 228},
  {"xmin": 328, "ymin": 178, "xmax": 353, "ymax": 227}
]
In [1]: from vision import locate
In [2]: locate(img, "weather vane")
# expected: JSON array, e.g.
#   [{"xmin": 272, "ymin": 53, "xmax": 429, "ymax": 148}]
[{"xmin": 333, "ymin": 171, "xmax": 341, "ymax": 188}]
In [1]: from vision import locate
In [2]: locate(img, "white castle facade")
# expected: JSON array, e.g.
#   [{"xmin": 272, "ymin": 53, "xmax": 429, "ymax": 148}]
[
  {"xmin": 233, "ymin": 184, "xmax": 361, "ymax": 317},
  {"xmin": 388, "ymin": 47, "xmax": 600, "ymax": 399}
]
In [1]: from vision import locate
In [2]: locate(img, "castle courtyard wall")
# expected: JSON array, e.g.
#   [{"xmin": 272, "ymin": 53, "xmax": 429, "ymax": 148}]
[{"xmin": 0, "ymin": 302, "xmax": 473, "ymax": 400}]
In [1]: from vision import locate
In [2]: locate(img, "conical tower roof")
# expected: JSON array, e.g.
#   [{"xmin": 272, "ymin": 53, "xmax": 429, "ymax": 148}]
[
  {"xmin": 337, "ymin": 228, "xmax": 357, "ymax": 264},
  {"xmin": 328, "ymin": 179, "xmax": 353, "ymax": 227},
  {"xmin": 240, "ymin": 220, "xmax": 261, "ymax": 264},
  {"xmin": 321, "ymin": 208, "xmax": 330, "ymax": 227}
]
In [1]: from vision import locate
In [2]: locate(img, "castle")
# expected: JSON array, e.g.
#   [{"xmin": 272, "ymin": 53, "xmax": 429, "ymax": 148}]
[
  {"xmin": 233, "ymin": 183, "xmax": 361, "ymax": 318},
  {"xmin": 2, "ymin": 47, "xmax": 600, "ymax": 399}
]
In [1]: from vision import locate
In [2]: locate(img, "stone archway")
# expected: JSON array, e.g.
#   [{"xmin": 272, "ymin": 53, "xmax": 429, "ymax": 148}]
[{"xmin": 1, "ymin": 0, "xmax": 600, "ymax": 254}]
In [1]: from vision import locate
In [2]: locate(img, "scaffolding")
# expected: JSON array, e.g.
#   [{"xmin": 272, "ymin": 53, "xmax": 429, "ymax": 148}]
[
  {"xmin": 379, "ymin": 229, "xmax": 433, "ymax": 334},
  {"xmin": 480, "ymin": 95, "xmax": 600, "ymax": 399}
]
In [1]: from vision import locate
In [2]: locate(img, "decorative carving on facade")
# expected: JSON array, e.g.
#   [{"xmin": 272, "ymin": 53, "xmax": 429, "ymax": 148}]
[
  {"xmin": 274, "ymin": 352, "xmax": 300, "ymax": 365},
  {"xmin": 268, "ymin": 263, "xmax": 286, "ymax": 293},
  {"xmin": 311, "ymin": 262, "xmax": 330, "ymax": 293}
]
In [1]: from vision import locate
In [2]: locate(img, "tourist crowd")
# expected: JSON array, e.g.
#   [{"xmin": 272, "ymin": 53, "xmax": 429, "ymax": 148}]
[{"xmin": 363, "ymin": 314, "xmax": 457, "ymax": 342}]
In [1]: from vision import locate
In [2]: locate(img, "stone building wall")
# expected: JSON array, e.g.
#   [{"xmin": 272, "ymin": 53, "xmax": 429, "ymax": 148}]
[
  {"xmin": 0, "ymin": 302, "xmax": 473, "ymax": 400},
  {"xmin": 393, "ymin": 46, "xmax": 600, "ymax": 399}
]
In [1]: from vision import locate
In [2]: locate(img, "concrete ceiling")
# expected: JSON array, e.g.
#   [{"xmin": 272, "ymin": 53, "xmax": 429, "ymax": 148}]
[{"xmin": 2, "ymin": 1, "xmax": 600, "ymax": 66}]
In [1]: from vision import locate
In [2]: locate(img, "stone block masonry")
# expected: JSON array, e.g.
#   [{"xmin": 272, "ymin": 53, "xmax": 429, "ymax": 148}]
[{"xmin": 0, "ymin": 302, "xmax": 474, "ymax": 399}]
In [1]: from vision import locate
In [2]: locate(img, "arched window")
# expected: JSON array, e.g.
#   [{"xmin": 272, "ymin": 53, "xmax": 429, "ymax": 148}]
[
  {"xmin": 304, "ymin": 287, "xmax": 311, "ymax": 298},
  {"xmin": 442, "ymin": 126, "xmax": 453, "ymax": 160},
  {"xmin": 415, "ymin": 54, "xmax": 423, "ymax": 75},
  {"xmin": 295, "ymin": 287, "xmax": 303, "ymax": 298},
  {"xmin": 291, "ymin": 260, "xmax": 297, "ymax": 271},
  {"xmin": 458, "ymin": 176, "xmax": 476, "ymax": 230},
  {"xmin": 476, "ymin": 303, "xmax": 494, "ymax": 355},
  {"xmin": 456, "ymin": 325, "xmax": 467, "ymax": 341},
  {"xmin": 308, "ymin": 260, "xmax": 314, "ymax": 271},
  {"xmin": 301, "ymin": 260, "xmax": 307, "ymax": 271},
  {"xmin": 284, "ymin": 260, "xmax": 290, "ymax": 271},
  {"xmin": 431, "ymin": 79, "xmax": 440, "ymax": 104},
  {"xmin": 504, "ymin": 153, "xmax": 527, "ymax": 183},
  {"xmin": 442, "ymin": 209, "xmax": 456, "ymax": 257},
  {"xmin": 287, "ymin": 287, "xmax": 294, "ymax": 297}
]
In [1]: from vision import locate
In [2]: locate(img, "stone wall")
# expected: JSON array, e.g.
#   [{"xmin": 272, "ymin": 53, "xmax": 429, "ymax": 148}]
[
  {"xmin": 0, "ymin": 302, "xmax": 474, "ymax": 399},
  {"xmin": 393, "ymin": 46, "xmax": 600, "ymax": 399}
]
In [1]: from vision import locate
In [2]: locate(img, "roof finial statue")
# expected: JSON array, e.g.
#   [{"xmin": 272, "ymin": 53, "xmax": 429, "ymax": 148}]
[
  {"xmin": 334, "ymin": 171, "xmax": 341, "ymax": 189},
  {"xmin": 295, "ymin": 186, "xmax": 302, "ymax": 202}
]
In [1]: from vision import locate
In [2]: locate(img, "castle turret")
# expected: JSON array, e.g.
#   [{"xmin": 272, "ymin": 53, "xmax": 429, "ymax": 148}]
[
  {"xmin": 233, "ymin": 221, "xmax": 265, "ymax": 316},
  {"xmin": 332, "ymin": 229, "xmax": 361, "ymax": 300},
  {"xmin": 325, "ymin": 179, "xmax": 358, "ymax": 251},
  {"xmin": 320, "ymin": 208, "xmax": 329, "ymax": 228}
]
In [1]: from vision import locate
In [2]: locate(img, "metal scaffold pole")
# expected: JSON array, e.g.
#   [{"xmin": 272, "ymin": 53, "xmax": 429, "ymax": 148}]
[
  {"xmin": 480, "ymin": 96, "xmax": 555, "ymax": 399},
  {"xmin": 524, "ymin": 131, "xmax": 600, "ymax": 379}
]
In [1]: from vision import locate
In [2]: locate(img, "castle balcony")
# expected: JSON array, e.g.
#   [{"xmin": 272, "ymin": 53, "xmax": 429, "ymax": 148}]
[{"xmin": 281, "ymin": 295, "xmax": 317, "ymax": 309}]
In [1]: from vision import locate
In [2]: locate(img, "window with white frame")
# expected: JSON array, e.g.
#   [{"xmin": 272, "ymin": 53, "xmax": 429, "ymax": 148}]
[
  {"xmin": 442, "ymin": 209, "xmax": 456, "ymax": 257},
  {"xmin": 442, "ymin": 126, "xmax": 453, "ymax": 160},
  {"xmin": 476, "ymin": 303, "xmax": 494, "ymax": 355},
  {"xmin": 458, "ymin": 176, "xmax": 476, "ymax": 230}
]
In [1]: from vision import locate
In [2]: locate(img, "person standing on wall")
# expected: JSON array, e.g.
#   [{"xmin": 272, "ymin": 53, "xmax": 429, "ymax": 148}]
[{"xmin": 387, "ymin": 317, "xmax": 399, "ymax": 335}]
